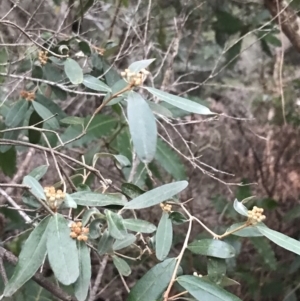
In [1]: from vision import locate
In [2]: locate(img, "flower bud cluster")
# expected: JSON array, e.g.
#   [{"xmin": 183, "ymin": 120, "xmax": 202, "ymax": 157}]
[
  {"xmin": 38, "ymin": 50, "xmax": 48, "ymax": 65},
  {"xmin": 20, "ymin": 90, "xmax": 35, "ymax": 101},
  {"xmin": 160, "ymin": 203, "xmax": 172, "ymax": 213},
  {"xmin": 70, "ymin": 222, "xmax": 89, "ymax": 241},
  {"xmin": 44, "ymin": 186, "xmax": 65, "ymax": 210},
  {"xmin": 193, "ymin": 272, "xmax": 203, "ymax": 277},
  {"xmin": 121, "ymin": 68, "xmax": 150, "ymax": 86},
  {"xmin": 247, "ymin": 206, "xmax": 266, "ymax": 224}
]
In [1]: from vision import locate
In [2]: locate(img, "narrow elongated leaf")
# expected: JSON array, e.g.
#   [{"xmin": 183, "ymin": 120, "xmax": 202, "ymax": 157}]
[
  {"xmin": 155, "ymin": 138, "xmax": 186, "ymax": 180},
  {"xmin": 112, "ymin": 255, "xmax": 131, "ymax": 276},
  {"xmin": 60, "ymin": 116, "xmax": 84, "ymax": 125},
  {"xmin": 123, "ymin": 219, "xmax": 156, "ymax": 233},
  {"xmin": 23, "ymin": 175, "xmax": 46, "ymax": 200},
  {"xmin": 147, "ymin": 101, "xmax": 173, "ymax": 118},
  {"xmin": 256, "ymin": 223, "xmax": 300, "ymax": 256},
  {"xmin": 250, "ymin": 237, "xmax": 277, "ymax": 270},
  {"xmin": 127, "ymin": 258, "xmax": 176, "ymax": 301},
  {"xmin": 127, "ymin": 91, "xmax": 157, "ymax": 163},
  {"xmin": 105, "ymin": 209, "xmax": 127, "ymax": 240},
  {"xmin": 177, "ymin": 275, "xmax": 242, "ymax": 301},
  {"xmin": 121, "ymin": 183, "xmax": 145, "ymax": 199},
  {"xmin": 3, "ymin": 216, "xmax": 50, "ymax": 297},
  {"xmin": 93, "ymin": 152, "xmax": 130, "ymax": 168},
  {"xmin": 28, "ymin": 165, "xmax": 48, "ymax": 180},
  {"xmin": 6, "ymin": 100, "xmax": 29, "ymax": 127},
  {"xmin": 47, "ymin": 214, "xmax": 79, "ymax": 285},
  {"xmin": 61, "ymin": 193, "xmax": 77, "ymax": 208},
  {"xmin": 82, "ymin": 208, "xmax": 100, "ymax": 226},
  {"xmin": 226, "ymin": 223, "xmax": 263, "ymax": 237},
  {"xmin": 124, "ymin": 181, "xmax": 188, "ymax": 210},
  {"xmin": 35, "ymin": 94, "xmax": 67, "ymax": 120},
  {"xmin": 145, "ymin": 87, "xmax": 214, "ymax": 115},
  {"xmin": 74, "ymin": 242, "xmax": 91, "ymax": 301},
  {"xmin": 0, "ymin": 146, "xmax": 16, "ymax": 176},
  {"xmin": 188, "ymin": 239, "xmax": 235, "ymax": 259},
  {"xmin": 233, "ymin": 199, "xmax": 248, "ymax": 217},
  {"xmin": 156, "ymin": 212, "xmax": 173, "ymax": 261},
  {"xmin": 64, "ymin": 58, "xmax": 83, "ymax": 84},
  {"xmin": 128, "ymin": 59, "xmax": 155, "ymax": 73},
  {"xmin": 207, "ymin": 257, "xmax": 226, "ymax": 284},
  {"xmin": 71, "ymin": 191, "xmax": 127, "ymax": 207},
  {"xmin": 70, "ymin": 191, "xmax": 127, "ymax": 207},
  {"xmin": 113, "ymin": 233, "xmax": 136, "ymax": 250},
  {"xmin": 32, "ymin": 101, "xmax": 59, "ymax": 130},
  {"xmin": 83, "ymin": 75, "xmax": 111, "ymax": 92},
  {"xmin": 97, "ymin": 230, "xmax": 114, "ymax": 255}
]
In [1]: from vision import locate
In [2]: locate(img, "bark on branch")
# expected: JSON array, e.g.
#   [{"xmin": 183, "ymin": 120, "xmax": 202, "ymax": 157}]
[{"xmin": 264, "ymin": 0, "xmax": 300, "ymax": 53}]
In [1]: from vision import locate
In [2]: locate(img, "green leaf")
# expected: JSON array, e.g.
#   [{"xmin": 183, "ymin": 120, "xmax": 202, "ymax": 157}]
[
  {"xmin": 169, "ymin": 211, "xmax": 188, "ymax": 225},
  {"xmin": 128, "ymin": 59, "xmax": 155, "ymax": 73},
  {"xmin": 61, "ymin": 114, "xmax": 117, "ymax": 147},
  {"xmin": 60, "ymin": 116, "xmax": 85, "ymax": 125},
  {"xmin": 83, "ymin": 75, "xmax": 111, "ymax": 92},
  {"xmin": 70, "ymin": 191, "xmax": 127, "ymax": 207},
  {"xmin": 127, "ymin": 258, "xmax": 176, "ymax": 301},
  {"xmin": 145, "ymin": 87, "xmax": 214, "ymax": 115},
  {"xmin": 32, "ymin": 101, "xmax": 59, "ymax": 130},
  {"xmin": 233, "ymin": 199, "xmax": 248, "ymax": 217},
  {"xmin": 103, "ymin": 60, "xmax": 121, "ymax": 85},
  {"xmin": 64, "ymin": 58, "xmax": 83, "ymax": 84},
  {"xmin": 207, "ymin": 257, "xmax": 226, "ymax": 284},
  {"xmin": 0, "ymin": 147, "xmax": 16, "ymax": 177},
  {"xmin": 74, "ymin": 242, "xmax": 91, "ymax": 301},
  {"xmin": 0, "ymin": 130, "xmax": 19, "ymax": 153},
  {"xmin": 97, "ymin": 229, "xmax": 114, "ymax": 255},
  {"xmin": 177, "ymin": 275, "xmax": 242, "ymax": 301},
  {"xmin": 127, "ymin": 91, "xmax": 157, "ymax": 163},
  {"xmin": 46, "ymin": 213, "xmax": 79, "ymax": 285},
  {"xmin": 113, "ymin": 233, "xmax": 136, "ymax": 251},
  {"xmin": 78, "ymin": 41, "xmax": 91, "ymax": 55},
  {"xmin": 112, "ymin": 255, "xmax": 131, "ymax": 276},
  {"xmin": 121, "ymin": 183, "xmax": 145, "ymax": 199},
  {"xmin": 147, "ymin": 100, "xmax": 173, "ymax": 118},
  {"xmin": 28, "ymin": 110, "xmax": 42, "ymax": 144},
  {"xmin": 124, "ymin": 181, "xmax": 188, "ymax": 210},
  {"xmin": 3, "ymin": 216, "xmax": 50, "ymax": 297},
  {"xmin": 250, "ymin": 237, "xmax": 277, "ymax": 270},
  {"xmin": 123, "ymin": 219, "xmax": 156, "ymax": 233},
  {"xmin": 89, "ymin": 218, "xmax": 102, "ymax": 239},
  {"xmin": 23, "ymin": 175, "xmax": 46, "ymax": 200},
  {"xmin": 28, "ymin": 165, "xmax": 48, "ymax": 180},
  {"xmin": 6, "ymin": 100, "xmax": 29, "ymax": 128},
  {"xmin": 226, "ymin": 223, "xmax": 263, "ymax": 237},
  {"xmin": 32, "ymin": 65, "xmax": 43, "ymax": 79},
  {"xmin": 256, "ymin": 223, "xmax": 300, "ymax": 256},
  {"xmin": 82, "ymin": 208, "xmax": 100, "ymax": 226},
  {"xmin": 93, "ymin": 153, "xmax": 131, "ymax": 169},
  {"xmin": 187, "ymin": 239, "xmax": 236, "ymax": 259},
  {"xmin": 214, "ymin": 10, "xmax": 243, "ymax": 35},
  {"xmin": 105, "ymin": 209, "xmax": 127, "ymax": 240},
  {"xmin": 62, "ymin": 193, "xmax": 77, "ymax": 208},
  {"xmin": 155, "ymin": 212, "xmax": 173, "ymax": 261},
  {"xmin": 35, "ymin": 94, "xmax": 67, "ymax": 120},
  {"xmin": 155, "ymin": 138, "xmax": 186, "ymax": 180},
  {"xmin": 105, "ymin": 79, "xmax": 129, "ymax": 106}
]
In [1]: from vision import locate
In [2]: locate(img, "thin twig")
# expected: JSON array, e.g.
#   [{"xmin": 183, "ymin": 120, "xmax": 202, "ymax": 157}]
[
  {"xmin": 88, "ymin": 255, "xmax": 109, "ymax": 301},
  {"xmin": 0, "ymin": 188, "xmax": 36, "ymax": 225}
]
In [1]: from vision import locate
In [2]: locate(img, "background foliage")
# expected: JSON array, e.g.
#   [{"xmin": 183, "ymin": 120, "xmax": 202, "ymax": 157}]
[{"xmin": 1, "ymin": 0, "xmax": 300, "ymax": 300}]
